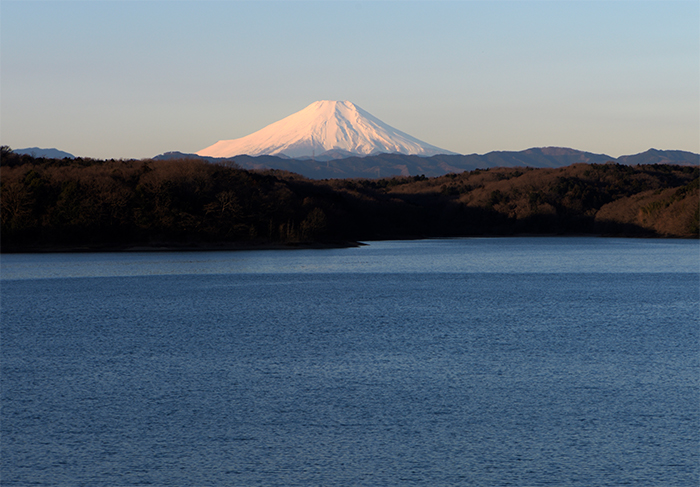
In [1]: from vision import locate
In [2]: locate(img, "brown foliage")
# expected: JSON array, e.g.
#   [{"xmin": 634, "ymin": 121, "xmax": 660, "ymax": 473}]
[
  {"xmin": 1, "ymin": 149, "xmax": 697, "ymax": 251},
  {"xmin": 596, "ymin": 179, "xmax": 699, "ymax": 237}
]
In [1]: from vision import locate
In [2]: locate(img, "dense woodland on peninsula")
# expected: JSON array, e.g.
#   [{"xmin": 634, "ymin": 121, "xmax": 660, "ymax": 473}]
[{"xmin": 1, "ymin": 146, "xmax": 698, "ymax": 251}]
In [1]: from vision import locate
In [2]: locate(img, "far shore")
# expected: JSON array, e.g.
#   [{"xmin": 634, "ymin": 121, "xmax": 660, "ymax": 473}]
[
  {"xmin": 0, "ymin": 240, "xmax": 365, "ymax": 254},
  {"xmin": 4, "ymin": 233, "xmax": 698, "ymax": 254}
]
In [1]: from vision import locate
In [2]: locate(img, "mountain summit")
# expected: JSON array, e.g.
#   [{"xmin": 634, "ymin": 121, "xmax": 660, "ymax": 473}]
[{"xmin": 196, "ymin": 100, "xmax": 454, "ymax": 159}]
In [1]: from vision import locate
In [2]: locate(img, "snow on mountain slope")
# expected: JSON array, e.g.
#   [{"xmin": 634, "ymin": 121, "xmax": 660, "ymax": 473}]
[{"xmin": 197, "ymin": 100, "xmax": 455, "ymax": 159}]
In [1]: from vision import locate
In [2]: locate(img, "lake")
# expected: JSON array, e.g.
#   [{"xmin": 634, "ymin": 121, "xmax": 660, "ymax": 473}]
[{"xmin": 1, "ymin": 237, "xmax": 698, "ymax": 486}]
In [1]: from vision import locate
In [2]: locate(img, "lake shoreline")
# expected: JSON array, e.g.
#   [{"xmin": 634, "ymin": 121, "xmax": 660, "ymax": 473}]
[
  {"xmin": 0, "ymin": 240, "xmax": 366, "ymax": 254},
  {"xmin": 3, "ymin": 232, "xmax": 696, "ymax": 254}
]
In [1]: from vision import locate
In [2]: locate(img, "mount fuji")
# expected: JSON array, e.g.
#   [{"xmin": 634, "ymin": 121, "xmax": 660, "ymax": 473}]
[{"xmin": 196, "ymin": 100, "xmax": 455, "ymax": 159}]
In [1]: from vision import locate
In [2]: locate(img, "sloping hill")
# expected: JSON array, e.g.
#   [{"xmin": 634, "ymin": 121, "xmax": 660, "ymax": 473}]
[
  {"xmin": 616, "ymin": 149, "xmax": 699, "ymax": 166},
  {"xmin": 2, "ymin": 148, "xmax": 697, "ymax": 251}
]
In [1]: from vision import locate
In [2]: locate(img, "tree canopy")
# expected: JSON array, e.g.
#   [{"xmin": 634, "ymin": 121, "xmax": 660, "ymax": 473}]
[{"xmin": 1, "ymin": 147, "xmax": 697, "ymax": 251}]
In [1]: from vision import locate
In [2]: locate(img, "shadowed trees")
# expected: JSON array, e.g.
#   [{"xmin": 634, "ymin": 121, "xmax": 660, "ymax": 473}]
[{"xmin": 1, "ymin": 148, "xmax": 697, "ymax": 251}]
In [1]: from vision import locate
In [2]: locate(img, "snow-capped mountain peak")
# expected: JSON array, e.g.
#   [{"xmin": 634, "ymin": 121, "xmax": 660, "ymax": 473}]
[{"xmin": 196, "ymin": 100, "xmax": 454, "ymax": 159}]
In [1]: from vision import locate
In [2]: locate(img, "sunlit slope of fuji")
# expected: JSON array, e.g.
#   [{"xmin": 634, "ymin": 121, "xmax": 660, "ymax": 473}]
[{"xmin": 196, "ymin": 100, "xmax": 455, "ymax": 158}]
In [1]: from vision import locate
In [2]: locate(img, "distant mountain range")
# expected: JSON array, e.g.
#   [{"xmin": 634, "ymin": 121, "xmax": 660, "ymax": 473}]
[
  {"xmin": 11, "ymin": 97, "xmax": 699, "ymax": 181},
  {"xmin": 174, "ymin": 99, "xmax": 697, "ymax": 177},
  {"xmin": 9, "ymin": 145, "xmax": 698, "ymax": 180},
  {"xmin": 155, "ymin": 147, "xmax": 699, "ymax": 179},
  {"xmin": 14, "ymin": 147, "xmax": 75, "ymax": 159}
]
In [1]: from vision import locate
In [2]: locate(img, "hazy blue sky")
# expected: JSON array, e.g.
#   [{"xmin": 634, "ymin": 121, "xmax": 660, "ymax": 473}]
[{"xmin": 2, "ymin": 1, "xmax": 698, "ymax": 159}]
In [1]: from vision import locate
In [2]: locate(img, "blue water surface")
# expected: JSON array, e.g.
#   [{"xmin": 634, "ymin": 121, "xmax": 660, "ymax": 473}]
[{"xmin": 1, "ymin": 238, "xmax": 698, "ymax": 486}]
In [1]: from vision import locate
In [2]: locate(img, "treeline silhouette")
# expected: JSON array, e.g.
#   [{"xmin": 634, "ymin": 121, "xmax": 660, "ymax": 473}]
[{"xmin": 1, "ymin": 146, "xmax": 697, "ymax": 251}]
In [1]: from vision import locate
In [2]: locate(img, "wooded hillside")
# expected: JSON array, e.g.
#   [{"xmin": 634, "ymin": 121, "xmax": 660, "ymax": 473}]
[{"xmin": 1, "ymin": 147, "xmax": 697, "ymax": 251}]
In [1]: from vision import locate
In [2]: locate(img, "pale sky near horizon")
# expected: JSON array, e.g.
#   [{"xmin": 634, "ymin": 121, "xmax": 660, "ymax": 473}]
[{"xmin": 1, "ymin": 1, "xmax": 698, "ymax": 159}]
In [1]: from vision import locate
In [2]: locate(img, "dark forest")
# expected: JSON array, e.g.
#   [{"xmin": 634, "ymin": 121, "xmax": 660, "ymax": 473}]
[{"xmin": 1, "ymin": 147, "xmax": 697, "ymax": 252}]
